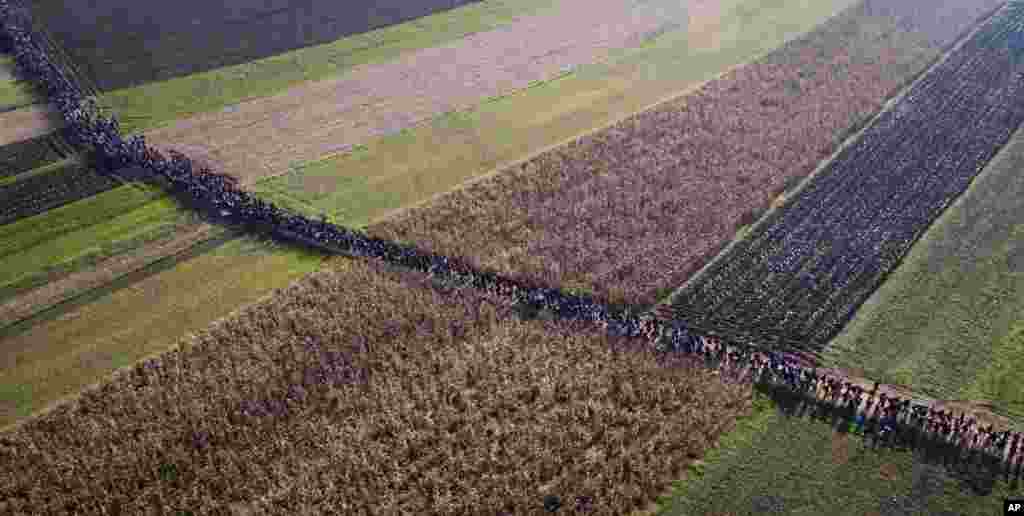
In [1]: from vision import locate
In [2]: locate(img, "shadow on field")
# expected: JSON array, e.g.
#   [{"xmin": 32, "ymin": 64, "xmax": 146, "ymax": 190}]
[{"xmin": 752, "ymin": 379, "xmax": 1018, "ymax": 502}]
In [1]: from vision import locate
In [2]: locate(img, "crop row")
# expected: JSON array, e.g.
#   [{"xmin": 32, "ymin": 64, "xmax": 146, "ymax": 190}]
[
  {"xmin": 0, "ymin": 159, "xmax": 118, "ymax": 224},
  {"xmin": 369, "ymin": 0, "xmax": 1004, "ymax": 309},
  {"xmin": 665, "ymin": 2, "xmax": 1024, "ymax": 351}
]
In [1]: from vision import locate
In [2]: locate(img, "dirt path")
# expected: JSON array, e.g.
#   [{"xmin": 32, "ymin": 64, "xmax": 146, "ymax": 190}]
[
  {"xmin": 142, "ymin": 0, "xmax": 683, "ymax": 185},
  {"xmin": 0, "ymin": 104, "xmax": 61, "ymax": 146},
  {"xmin": 0, "ymin": 223, "xmax": 215, "ymax": 328}
]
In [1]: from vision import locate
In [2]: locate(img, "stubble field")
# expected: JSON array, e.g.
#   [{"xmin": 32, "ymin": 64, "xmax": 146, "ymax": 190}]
[{"xmin": 0, "ymin": 259, "xmax": 752, "ymax": 515}]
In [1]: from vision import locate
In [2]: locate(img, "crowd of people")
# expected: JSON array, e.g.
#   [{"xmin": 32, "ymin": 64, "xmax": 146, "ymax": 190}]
[{"xmin": 3, "ymin": 0, "xmax": 1021, "ymax": 484}]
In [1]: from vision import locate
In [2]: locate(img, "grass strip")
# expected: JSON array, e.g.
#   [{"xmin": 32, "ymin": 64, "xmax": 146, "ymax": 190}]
[
  {"xmin": 254, "ymin": 0, "xmax": 859, "ymax": 228},
  {"xmin": 99, "ymin": 0, "xmax": 559, "ymax": 135},
  {"xmin": 0, "ymin": 184, "xmax": 163, "ymax": 259},
  {"xmin": 0, "ymin": 218, "xmax": 193, "ymax": 305},
  {"xmin": 0, "ymin": 195, "xmax": 195, "ymax": 290}
]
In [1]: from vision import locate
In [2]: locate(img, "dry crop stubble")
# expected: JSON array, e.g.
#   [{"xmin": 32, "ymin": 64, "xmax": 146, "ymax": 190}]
[
  {"xmin": 0, "ymin": 258, "xmax": 752, "ymax": 515},
  {"xmin": 369, "ymin": 0, "xmax": 1002, "ymax": 309}
]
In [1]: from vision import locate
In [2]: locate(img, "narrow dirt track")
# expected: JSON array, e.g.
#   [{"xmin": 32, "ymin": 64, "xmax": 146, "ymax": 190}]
[{"xmin": 142, "ymin": 0, "xmax": 684, "ymax": 185}]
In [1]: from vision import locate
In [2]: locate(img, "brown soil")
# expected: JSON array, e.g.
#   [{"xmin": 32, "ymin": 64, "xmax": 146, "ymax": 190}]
[
  {"xmin": 142, "ymin": 0, "xmax": 676, "ymax": 185},
  {"xmin": 0, "ymin": 104, "xmax": 62, "ymax": 146},
  {"xmin": 0, "ymin": 223, "xmax": 214, "ymax": 327}
]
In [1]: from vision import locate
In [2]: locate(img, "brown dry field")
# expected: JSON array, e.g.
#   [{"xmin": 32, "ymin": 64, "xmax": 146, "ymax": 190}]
[
  {"xmin": 142, "ymin": 0, "xmax": 679, "ymax": 185},
  {"xmin": 0, "ymin": 104, "xmax": 61, "ymax": 146},
  {"xmin": 0, "ymin": 258, "xmax": 752, "ymax": 515},
  {"xmin": 368, "ymin": 0, "xmax": 1001, "ymax": 309},
  {"xmin": 0, "ymin": 222, "xmax": 214, "ymax": 327}
]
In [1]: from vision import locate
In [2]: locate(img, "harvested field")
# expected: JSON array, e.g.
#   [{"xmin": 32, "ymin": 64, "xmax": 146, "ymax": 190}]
[
  {"xmin": 369, "ymin": 0, "xmax": 1003, "ymax": 308},
  {"xmin": 665, "ymin": 1, "xmax": 1024, "ymax": 350},
  {"xmin": 0, "ymin": 158, "xmax": 119, "ymax": 225},
  {"xmin": 822, "ymin": 123, "xmax": 1024, "ymax": 421},
  {"xmin": 0, "ymin": 222, "xmax": 215, "ymax": 328},
  {"xmin": 30, "ymin": 0, "xmax": 483, "ymax": 91},
  {"xmin": 141, "ymin": 0, "xmax": 686, "ymax": 185},
  {"xmin": 0, "ymin": 258, "xmax": 752, "ymax": 514},
  {"xmin": 0, "ymin": 104, "xmax": 62, "ymax": 147}
]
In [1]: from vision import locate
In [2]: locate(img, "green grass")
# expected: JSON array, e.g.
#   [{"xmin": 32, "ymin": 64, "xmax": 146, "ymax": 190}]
[
  {"xmin": 655, "ymin": 390, "xmax": 1018, "ymax": 515},
  {"xmin": 0, "ymin": 194, "xmax": 195, "ymax": 290},
  {"xmin": 99, "ymin": 0, "xmax": 560, "ymax": 135},
  {"xmin": 823, "ymin": 125, "xmax": 1024, "ymax": 421},
  {"xmin": 959, "ymin": 319, "xmax": 1024, "ymax": 421},
  {"xmin": 252, "ymin": 0, "xmax": 857, "ymax": 224},
  {"xmin": 0, "ymin": 55, "xmax": 39, "ymax": 110},
  {"xmin": 0, "ymin": 184, "xmax": 167, "ymax": 258}
]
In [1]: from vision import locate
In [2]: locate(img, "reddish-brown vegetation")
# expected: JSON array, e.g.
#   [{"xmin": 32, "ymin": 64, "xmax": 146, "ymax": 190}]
[
  {"xmin": 369, "ymin": 0, "xmax": 1003, "ymax": 308},
  {"xmin": 0, "ymin": 258, "xmax": 751, "ymax": 515}
]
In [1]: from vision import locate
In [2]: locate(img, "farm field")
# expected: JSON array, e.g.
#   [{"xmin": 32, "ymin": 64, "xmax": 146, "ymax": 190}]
[
  {"xmin": 0, "ymin": 0, "xmax": 559, "ymax": 178},
  {"xmin": 0, "ymin": 158, "xmax": 120, "ymax": 225},
  {"xmin": 0, "ymin": 235, "xmax": 322, "ymax": 427},
  {"xmin": 368, "ymin": 0, "xmax": 1002, "ymax": 309},
  {"xmin": 655, "ymin": 390, "xmax": 1019, "ymax": 516},
  {"xmin": 663, "ymin": 1, "xmax": 1024, "ymax": 351},
  {"xmin": 139, "ymin": 0, "xmax": 688, "ymax": 185},
  {"xmin": 0, "ymin": 0, "xmax": 855, "ymax": 424},
  {"xmin": 255, "ymin": 0, "xmax": 859, "ymax": 226},
  {"xmin": 4, "ymin": 0, "xmax": 1024, "ymax": 512},
  {"xmin": 29, "ymin": 0, "xmax": 485, "ymax": 91},
  {"xmin": 0, "ymin": 258, "xmax": 753, "ymax": 514},
  {"xmin": 0, "ymin": 222, "xmax": 216, "ymax": 328},
  {"xmin": 822, "ymin": 123, "xmax": 1024, "ymax": 421}
]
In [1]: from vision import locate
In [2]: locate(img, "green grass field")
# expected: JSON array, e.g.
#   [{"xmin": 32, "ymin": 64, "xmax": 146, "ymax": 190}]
[
  {"xmin": 0, "ymin": 184, "xmax": 165, "ymax": 258},
  {"xmin": 823, "ymin": 125, "xmax": 1024, "ymax": 421},
  {"xmin": 252, "ymin": 0, "xmax": 858, "ymax": 226},
  {"xmin": 655, "ymin": 390, "xmax": 1017, "ymax": 515},
  {"xmin": 99, "ymin": 0, "xmax": 560, "ymax": 135},
  {"xmin": 0, "ymin": 196, "xmax": 200, "ymax": 304}
]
